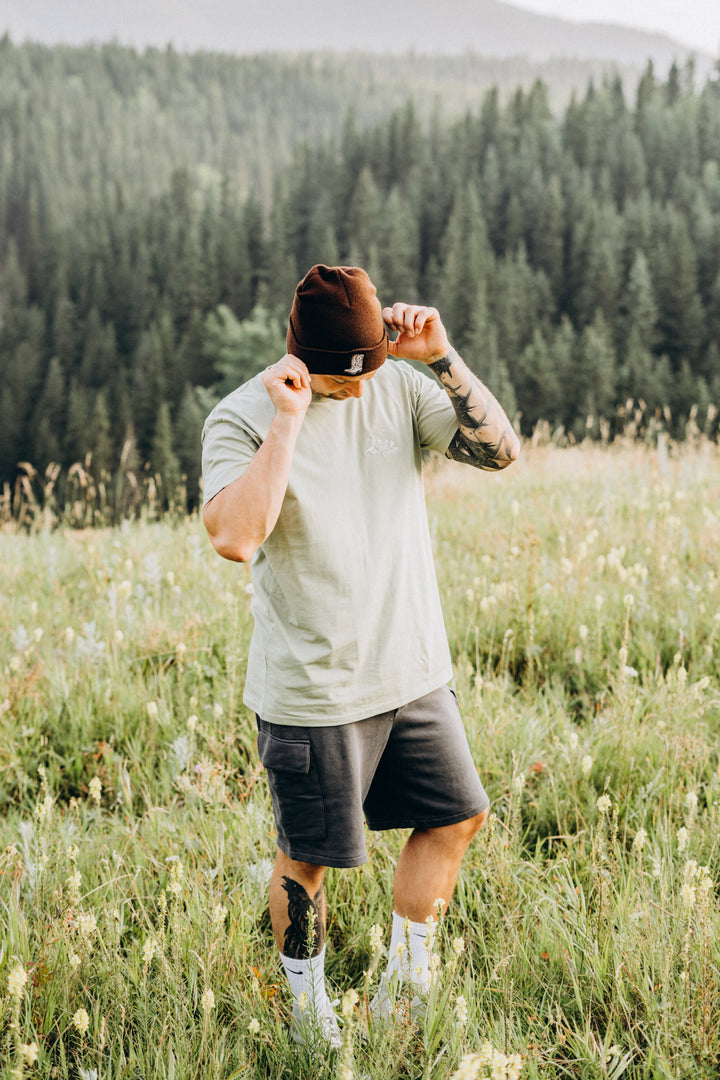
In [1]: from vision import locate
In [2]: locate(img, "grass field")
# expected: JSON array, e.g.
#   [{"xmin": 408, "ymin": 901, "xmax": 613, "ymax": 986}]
[{"xmin": 1, "ymin": 441, "xmax": 719, "ymax": 1079}]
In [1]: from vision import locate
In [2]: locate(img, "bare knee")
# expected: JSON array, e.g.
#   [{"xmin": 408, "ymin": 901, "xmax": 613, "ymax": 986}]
[
  {"xmin": 441, "ymin": 808, "xmax": 488, "ymax": 846},
  {"xmin": 274, "ymin": 851, "xmax": 326, "ymax": 894}
]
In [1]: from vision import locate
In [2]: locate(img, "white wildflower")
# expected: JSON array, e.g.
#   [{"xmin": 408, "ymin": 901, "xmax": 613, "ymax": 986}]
[
  {"xmin": 454, "ymin": 994, "xmax": 468, "ymax": 1025},
  {"xmin": 19, "ymin": 1042, "xmax": 39, "ymax": 1064},
  {"xmin": 597, "ymin": 794, "xmax": 612, "ymax": 814},
  {"xmin": 581, "ymin": 755, "xmax": 593, "ymax": 777},
  {"xmin": 72, "ymin": 1007, "xmax": 90, "ymax": 1035},
  {"xmin": 88, "ymin": 777, "xmax": 102, "ymax": 806},
  {"xmin": 248, "ymin": 1017, "xmax": 261, "ymax": 1034},
  {"xmin": 632, "ymin": 828, "xmax": 647, "ymax": 853},
  {"xmin": 201, "ymin": 988, "xmax": 215, "ymax": 1012},
  {"xmin": 142, "ymin": 938, "xmax": 158, "ymax": 965},
  {"xmin": 146, "ymin": 701, "xmax": 158, "ymax": 719},
  {"xmin": 341, "ymin": 987, "xmax": 359, "ymax": 1019},
  {"xmin": 677, "ymin": 827, "xmax": 689, "ymax": 854},
  {"xmin": 212, "ymin": 903, "xmax": 228, "ymax": 928},
  {"xmin": 453, "ymin": 937, "xmax": 466, "ymax": 956},
  {"xmin": 369, "ymin": 923, "xmax": 384, "ymax": 954},
  {"xmin": 7, "ymin": 963, "xmax": 28, "ymax": 998}
]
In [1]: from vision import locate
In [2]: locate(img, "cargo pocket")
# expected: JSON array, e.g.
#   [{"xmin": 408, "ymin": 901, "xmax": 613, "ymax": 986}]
[{"xmin": 257, "ymin": 730, "xmax": 327, "ymax": 842}]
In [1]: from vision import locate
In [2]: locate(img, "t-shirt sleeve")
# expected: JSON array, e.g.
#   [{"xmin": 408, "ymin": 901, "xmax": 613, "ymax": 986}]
[
  {"xmin": 402, "ymin": 362, "xmax": 458, "ymax": 454},
  {"xmin": 201, "ymin": 408, "xmax": 261, "ymax": 506}
]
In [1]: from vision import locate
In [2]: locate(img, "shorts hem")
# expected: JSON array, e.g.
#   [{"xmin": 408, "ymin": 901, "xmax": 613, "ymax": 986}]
[
  {"xmin": 277, "ymin": 839, "xmax": 368, "ymax": 869},
  {"xmin": 366, "ymin": 798, "xmax": 490, "ymax": 834}
]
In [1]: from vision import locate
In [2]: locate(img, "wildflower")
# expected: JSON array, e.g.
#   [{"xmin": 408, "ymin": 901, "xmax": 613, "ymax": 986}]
[
  {"xmin": 680, "ymin": 882, "xmax": 696, "ymax": 911},
  {"xmin": 369, "ymin": 923, "xmax": 384, "ymax": 954},
  {"xmin": 594, "ymin": 593, "xmax": 604, "ymax": 610},
  {"xmin": 341, "ymin": 987, "xmax": 359, "ymax": 1019},
  {"xmin": 167, "ymin": 860, "xmax": 184, "ymax": 898},
  {"xmin": 622, "ymin": 665, "xmax": 639, "ymax": 678},
  {"xmin": 33, "ymin": 627, "xmax": 43, "ymax": 642},
  {"xmin": 685, "ymin": 791, "xmax": 698, "ymax": 820},
  {"xmin": 69, "ymin": 952, "xmax": 81, "ymax": 971},
  {"xmin": 624, "ymin": 593, "xmax": 634, "ymax": 610},
  {"xmin": 677, "ymin": 827, "xmax": 689, "ymax": 854},
  {"xmin": 213, "ymin": 703, "xmax": 224, "ymax": 719},
  {"xmin": 7, "ymin": 963, "xmax": 28, "ymax": 998},
  {"xmin": 597, "ymin": 794, "xmax": 612, "ymax": 814},
  {"xmin": 142, "ymin": 938, "xmax": 158, "ymax": 965},
  {"xmin": 453, "ymin": 937, "xmax": 466, "ymax": 956},
  {"xmin": 67, "ymin": 843, "xmax": 79, "ymax": 861},
  {"xmin": 89, "ymin": 777, "xmax": 102, "ymax": 806},
  {"xmin": 64, "ymin": 627, "xmax": 76, "ymax": 645},
  {"xmin": 176, "ymin": 642, "xmax": 187, "ymax": 659},
  {"xmin": 212, "ymin": 903, "xmax": 228, "ymax": 929},
  {"xmin": 512, "ymin": 772, "xmax": 526, "ymax": 795},
  {"xmin": 433, "ymin": 897, "xmax": 446, "ymax": 915},
  {"xmin": 166, "ymin": 571, "xmax": 175, "ymax": 587},
  {"xmin": 187, "ymin": 714, "xmax": 198, "ymax": 732},
  {"xmin": 581, "ymin": 755, "xmax": 593, "ymax": 777},
  {"xmin": 579, "ymin": 624, "xmax": 588, "ymax": 642},
  {"xmin": 66, "ymin": 868, "xmax": 82, "ymax": 904},
  {"xmin": 248, "ymin": 1017, "xmax": 261, "ymax": 1035},
  {"xmin": 114, "ymin": 630, "xmax": 124, "ymax": 645},
  {"xmin": 77, "ymin": 911, "xmax": 97, "ymax": 939},
  {"xmin": 146, "ymin": 701, "xmax": 158, "ymax": 719},
  {"xmin": 19, "ymin": 1043, "xmax": 39, "ymax": 1064},
  {"xmin": 568, "ymin": 731, "xmax": 579, "ymax": 752},
  {"xmin": 632, "ymin": 828, "xmax": 647, "ymax": 853},
  {"xmin": 454, "ymin": 994, "xmax": 468, "ymax": 1025},
  {"xmin": 72, "ymin": 1008, "xmax": 90, "ymax": 1035},
  {"xmin": 201, "ymin": 988, "xmax": 215, "ymax": 1012},
  {"xmin": 244, "ymin": 583, "xmax": 254, "ymax": 596},
  {"xmin": 297, "ymin": 992, "xmax": 308, "ymax": 1012}
]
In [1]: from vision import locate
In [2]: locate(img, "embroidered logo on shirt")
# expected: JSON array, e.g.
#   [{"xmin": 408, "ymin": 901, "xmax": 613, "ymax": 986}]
[
  {"xmin": 366, "ymin": 431, "xmax": 399, "ymax": 457},
  {"xmin": 345, "ymin": 354, "xmax": 365, "ymax": 374}
]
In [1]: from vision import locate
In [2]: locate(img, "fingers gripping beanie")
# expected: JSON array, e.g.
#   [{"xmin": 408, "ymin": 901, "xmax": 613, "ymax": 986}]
[{"xmin": 287, "ymin": 264, "xmax": 388, "ymax": 376}]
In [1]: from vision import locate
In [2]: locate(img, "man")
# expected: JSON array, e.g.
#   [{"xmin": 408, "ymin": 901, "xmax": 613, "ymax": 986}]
[{"xmin": 201, "ymin": 264, "xmax": 519, "ymax": 1047}]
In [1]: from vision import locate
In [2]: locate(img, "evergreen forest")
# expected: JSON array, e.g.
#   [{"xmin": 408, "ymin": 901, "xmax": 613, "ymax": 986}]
[{"xmin": 1, "ymin": 38, "xmax": 720, "ymax": 515}]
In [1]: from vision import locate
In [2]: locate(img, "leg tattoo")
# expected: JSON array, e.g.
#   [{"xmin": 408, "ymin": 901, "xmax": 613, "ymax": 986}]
[{"xmin": 280, "ymin": 876, "xmax": 325, "ymax": 959}]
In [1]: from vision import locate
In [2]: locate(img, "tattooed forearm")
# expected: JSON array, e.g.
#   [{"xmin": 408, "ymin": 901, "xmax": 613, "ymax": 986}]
[
  {"xmin": 430, "ymin": 348, "xmax": 520, "ymax": 471},
  {"xmin": 281, "ymin": 876, "xmax": 326, "ymax": 959}
]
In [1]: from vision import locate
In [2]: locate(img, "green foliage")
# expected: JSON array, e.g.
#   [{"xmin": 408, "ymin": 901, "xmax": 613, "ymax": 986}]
[{"xmin": 1, "ymin": 41, "xmax": 719, "ymax": 506}]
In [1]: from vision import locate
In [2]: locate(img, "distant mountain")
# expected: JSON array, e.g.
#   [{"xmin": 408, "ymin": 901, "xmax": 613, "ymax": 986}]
[{"xmin": 0, "ymin": 0, "xmax": 713, "ymax": 74}]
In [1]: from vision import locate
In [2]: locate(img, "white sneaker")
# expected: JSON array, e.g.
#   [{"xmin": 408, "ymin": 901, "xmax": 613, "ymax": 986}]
[{"xmin": 289, "ymin": 998, "xmax": 342, "ymax": 1050}]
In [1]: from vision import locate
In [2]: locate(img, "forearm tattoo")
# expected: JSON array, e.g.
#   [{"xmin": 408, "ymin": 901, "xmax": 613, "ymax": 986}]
[
  {"xmin": 430, "ymin": 348, "xmax": 518, "ymax": 471},
  {"xmin": 280, "ymin": 876, "xmax": 325, "ymax": 959}
]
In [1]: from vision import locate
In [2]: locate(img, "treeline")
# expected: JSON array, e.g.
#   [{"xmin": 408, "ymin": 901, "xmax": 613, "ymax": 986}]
[{"xmin": 1, "ymin": 39, "xmax": 719, "ymax": 512}]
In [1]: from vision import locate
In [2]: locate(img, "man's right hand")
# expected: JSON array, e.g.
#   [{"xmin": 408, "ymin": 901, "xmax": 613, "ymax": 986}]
[{"xmin": 263, "ymin": 354, "xmax": 312, "ymax": 417}]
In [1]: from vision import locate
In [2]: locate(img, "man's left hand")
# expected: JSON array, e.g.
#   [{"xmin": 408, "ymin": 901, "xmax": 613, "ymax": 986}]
[{"xmin": 382, "ymin": 304, "xmax": 451, "ymax": 365}]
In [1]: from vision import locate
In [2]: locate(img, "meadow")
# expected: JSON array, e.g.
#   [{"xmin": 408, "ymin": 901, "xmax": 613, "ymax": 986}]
[{"xmin": 0, "ymin": 439, "xmax": 719, "ymax": 1080}]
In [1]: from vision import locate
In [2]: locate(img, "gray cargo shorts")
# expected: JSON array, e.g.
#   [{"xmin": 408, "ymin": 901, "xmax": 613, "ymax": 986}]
[{"xmin": 255, "ymin": 685, "xmax": 489, "ymax": 868}]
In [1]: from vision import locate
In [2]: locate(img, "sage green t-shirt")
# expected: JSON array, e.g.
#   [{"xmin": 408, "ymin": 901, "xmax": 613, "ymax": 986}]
[{"xmin": 201, "ymin": 359, "xmax": 458, "ymax": 726}]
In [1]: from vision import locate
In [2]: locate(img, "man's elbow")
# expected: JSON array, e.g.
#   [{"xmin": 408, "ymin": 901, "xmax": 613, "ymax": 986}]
[
  {"xmin": 202, "ymin": 505, "xmax": 257, "ymax": 563},
  {"xmin": 210, "ymin": 535, "xmax": 256, "ymax": 563}
]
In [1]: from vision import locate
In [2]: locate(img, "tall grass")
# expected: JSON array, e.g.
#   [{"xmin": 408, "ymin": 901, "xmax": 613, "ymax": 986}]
[{"xmin": 1, "ymin": 441, "xmax": 719, "ymax": 1079}]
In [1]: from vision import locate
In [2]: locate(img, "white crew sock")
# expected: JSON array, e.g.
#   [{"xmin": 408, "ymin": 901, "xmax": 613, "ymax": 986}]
[
  {"xmin": 280, "ymin": 945, "xmax": 332, "ymax": 1014},
  {"xmin": 385, "ymin": 910, "xmax": 433, "ymax": 993}
]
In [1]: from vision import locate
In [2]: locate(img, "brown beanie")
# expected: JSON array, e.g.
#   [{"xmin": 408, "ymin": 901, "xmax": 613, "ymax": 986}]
[{"xmin": 287, "ymin": 265, "xmax": 388, "ymax": 376}]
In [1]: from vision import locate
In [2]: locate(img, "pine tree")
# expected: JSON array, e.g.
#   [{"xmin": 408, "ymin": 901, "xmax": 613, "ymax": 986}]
[{"xmin": 150, "ymin": 401, "xmax": 181, "ymax": 509}]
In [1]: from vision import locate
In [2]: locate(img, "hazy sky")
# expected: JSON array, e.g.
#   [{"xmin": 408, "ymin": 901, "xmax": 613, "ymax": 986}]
[{"xmin": 511, "ymin": 0, "xmax": 719, "ymax": 55}]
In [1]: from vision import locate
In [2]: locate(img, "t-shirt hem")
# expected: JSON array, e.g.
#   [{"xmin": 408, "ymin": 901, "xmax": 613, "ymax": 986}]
[{"xmin": 244, "ymin": 667, "xmax": 455, "ymax": 727}]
